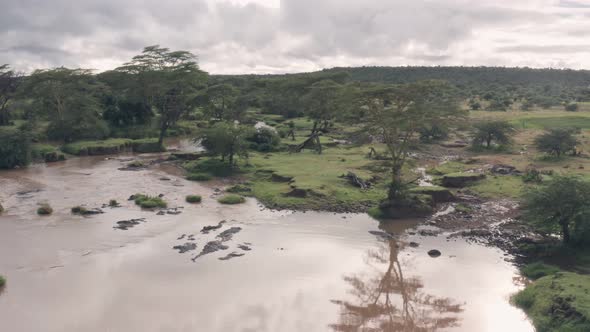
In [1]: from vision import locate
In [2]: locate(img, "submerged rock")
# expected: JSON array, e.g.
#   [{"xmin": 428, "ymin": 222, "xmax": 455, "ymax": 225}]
[
  {"xmin": 173, "ymin": 242, "xmax": 197, "ymax": 254},
  {"xmin": 368, "ymin": 230, "xmax": 394, "ymax": 240},
  {"xmin": 409, "ymin": 242, "xmax": 420, "ymax": 248},
  {"xmin": 217, "ymin": 227, "xmax": 242, "ymax": 242},
  {"xmin": 237, "ymin": 244, "xmax": 252, "ymax": 251},
  {"xmin": 191, "ymin": 241, "xmax": 229, "ymax": 261},
  {"xmin": 113, "ymin": 218, "xmax": 146, "ymax": 230},
  {"xmin": 428, "ymin": 249, "xmax": 442, "ymax": 257},
  {"xmin": 218, "ymin": 252, "xmax": 245, "ymax": 260}
]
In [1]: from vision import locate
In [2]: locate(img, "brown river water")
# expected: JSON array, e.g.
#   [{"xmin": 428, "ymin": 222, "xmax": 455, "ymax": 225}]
[{"xmin": 0, "ymin": 150, "xmax": 534, "ymax": 331}]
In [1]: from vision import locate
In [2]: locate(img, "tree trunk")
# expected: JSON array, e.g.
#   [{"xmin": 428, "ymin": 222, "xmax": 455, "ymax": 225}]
[
  {"xmin": 158, "ymin": 121, "xmax": 169, "ymax": 146},
  {"xmin": 388, "ymin": 164, "xmax": 403, "ymax": 200},
  {"xmin": 561, "ymin": 221, "xmax": 570, "ymax": 244}
]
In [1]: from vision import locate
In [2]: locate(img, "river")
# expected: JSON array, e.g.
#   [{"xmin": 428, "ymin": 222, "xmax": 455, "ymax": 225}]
[{"xmin": 0, "ymin": 150, "xmax": 534, "ymax": 331}]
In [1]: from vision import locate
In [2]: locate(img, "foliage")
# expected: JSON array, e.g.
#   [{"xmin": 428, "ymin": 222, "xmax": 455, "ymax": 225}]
[
  {"xmin": 523, "ymin": 175, "xmax": 590, "ymax": 245},
  {"xmin": 0, "ymin": 275, "xmax": 5, "ymax": 288},
  {"xmin": 133, "ymin": 194, "xmax": 167, "ymax": 209},
  {"xmin": 521, "ymin": 262, "xmax": 560, "ymax": 280},
  {"xmin": 361, "ymin": 80, "xmax": 464, "ymax": 199},
  {"xmin": 24, "ymin": 67, "xmax": 109, "ymax": 142},
  {"xmin": 0, "ymin": 64, "xmax": 22, "ymax": 126},
  {"xmin": 471, "ymin": 120, "xmax": 514, "ymax": 148},
  {"xmin": 198, "ymin": 122, "xmax": 252, "ymax": 165},
  {"xmin": 247, "ymin": 127, "xmax": 281, "ymax": 152},
  {"xmin": 217, "ymin": 194, "xmax": 246, "ymax": 204},
  {"xmin": 116, "ymin": 45, "xmax": 208, "ymax": 144},
  {"xmin": 0, "ymin": 127, "xmax": 30, "ymax": 168},
  {"xmin": 522, "ymin": 167, "xmax": 543, "ymax": 183},
  {"xmin": 534, "ymin": 128, "xmax": 580, "ymax": 157},
  {"xmin": 418, "ymin": 124, "xmax": 449, "ymax": 143},
  {"xmin": 37, "ymin": 203, "xmax": 53, "ymax": 215},
  {"xmin": 565, "ymin": 103, "xmax": 579, "ymax": 112},
  {"xmin": 108, "ymin": 199, "xmax": 119, "ymax": 207},
  {"xmin": 185, "ymin": 195, "xmax": 202, "ymax": 203}
]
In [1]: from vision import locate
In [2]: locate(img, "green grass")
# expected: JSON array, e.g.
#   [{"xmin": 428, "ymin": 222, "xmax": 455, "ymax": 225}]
[
  {"xmin": 469, "ymin": 175, "xmax": 525, "ymax": 199},
  {"xmin": 133, "ymin": 194, "xmax": 167, "ymax": 209},
  {"xmin": 37, "ymin": 203, "xmax": 53, "ymax": 215},
  {"xmin": 427, "ymin": 161, "xmax": 469, "ymax": 175},
  {"xmin": 514, "ymin": 116, "xmax": 590, "ymax": 130},
  {"xmin": 62, "ymin": 138, "xmax": 162, "ymax": 155},
  {"xmin": 218, "ymin": 194, "xmax": 246, "ymax": 205},
  {"xmin": 186, "ymin": 173, "xmax": 213, "ymax": 181},
  {"xmin": 521, "ymin": 262, "xmax": 561, "ymax": 280},
  {"xmin": 513, "ymin": 272, "xmax": 590, "ymax": 332},
  {"xmin": 185, "ymin": 195, "xmax": 202, "ymax": 203},
  {"xmin": 31, "ymin": 143, "xmax": 58, "ymax": 160},
  {"xmin": 184, "ymin": 158, "xmax": 237, "ymax": 177}
]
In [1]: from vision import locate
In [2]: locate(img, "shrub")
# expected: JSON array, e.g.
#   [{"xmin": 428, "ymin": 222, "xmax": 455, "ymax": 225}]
[
  {"xmin": 0, "ymin": 127, "xmax": 31, "ymax": 169},
  {"xmin": 37, "ymin": 203, "xmax": 53, "ymax": 215},
  {"xmin": 185, "ymin": 195, "xmax": 202, "ymax": 203},
  {"xmin": 419, "ymin": 124, "xmax": 449, "ymax": 143},
  {"xmin": 186, "ymin": 173, "xmax": 212, "ymax": 181},
  {"xmin": 522, "ymin": 167, "xmax": 542, "ymax": 183},
  {"xmin": 534, "ymin": 128, "xmax": 579, "ymax": 157},
  {"xmin": 247, "ymin": 127, "xmax": 281, "ymax": 151},
  {"xmin": 0, "ymin": 275, "xmax": 5, "ymax": 288},
  {"xmin": 133, "ymin": 194, "xmax": 167, "ymax": 209},
  {"xmin": 471, "ymin": 121, "xmax": 514, "ymax": 149},
  {"xmin": 71, "ymin": 206, "xmax": 87, "ymax": 214},
  {"xmin": 108, "ymin": 199, "xmax": 119, "ymax": 207},
  {"xmin": 0, "ymin": 203, "xmax": 3, "ymax": 213},
  {"xmin": 565, "ymin": 103, "xmax": 579, "ymax": 112},
  {"xmin": 217, "ymin": 194, "xmax": 246, "ymax": 205}
]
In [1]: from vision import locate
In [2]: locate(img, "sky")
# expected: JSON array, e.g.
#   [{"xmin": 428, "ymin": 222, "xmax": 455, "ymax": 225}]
[{"xmin": 1, "ymin": 0, "xmax": 590, "ymax": 74}]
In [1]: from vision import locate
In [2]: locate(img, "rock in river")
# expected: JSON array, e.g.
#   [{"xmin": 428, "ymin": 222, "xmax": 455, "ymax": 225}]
[
  {"xmin": 217, "ymin": 227, "xmax": 242, "ymax": 242},
  {"xmin": 113, "ymin": 218, "xmax": 146, "ymax": 230},
  {"xmin": 173, "ymin": 242, "xmax": 197, "ymax": 254},
  {"xmin": 201, "ymin": 220, "xmax": 226, "ymax": 234},
  {"xmin": 428, "ymin": 249, "xmax": 442, "ymax": 258},
  {"xmin": 191, "ymin": 241, "xmax": 229, "ymax": 261},
  {"xmin": 218, "ymin": 252, "xmax": 245, "ymax": 260}
]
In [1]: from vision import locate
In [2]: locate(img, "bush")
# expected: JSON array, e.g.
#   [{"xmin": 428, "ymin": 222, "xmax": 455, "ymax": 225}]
[
  {"xmin": 247, "ymin": 127, "xmax": 281, "ymax": 151},
  {"xmin": 471, "ymin": 121, "xmax": 514, "ymax": 149},
  {"xmin": 419, "ymin": 124, "xmax": 449, "ymax": 143},
  {"xmin": 108, "ymin": 199, "xmax": 119, "ymax": 207},
  {"xmin": 0, "ymin": 275, "xmax": 5, "ymax": 288},
  {"xmin": 534, "ymin": 128, "xmax": 579, "ymax": 157},
  {"xmin": 186, "ymin": 173, "xmax": 212, "ymax": 181},
  {"xmin": 565, "ymin": 103, "xmax": 579, "ymax": 112},
  {"xmin": 521, "ymin": 262, "xmax": 560, "ymax": 280},
  {"xmin": 0, "ymin": 203, "xmax": 3, "ymax": 213},
  {"xmin": 217, "ymin": 194, "xmax": 246, "ymax": 205},
  {"xmin": 37, "ymin": 203, "xmax": 53, "ymax": 215},
  {"xmin": 133, "ymin": 194, "xmax": 167, "ymax": 209},
  {"xmin": 0, "ymin": 127, "xmax": 31, "ymax": 169},
  {"xmin": 185, "ymin": 195, "xmax": 202, "ymax": 203},
  {"xmin": 522, "ymin": 167, "xmax": 542, "ymax": 183},
  {"xmin": 71, "ymin": 206, "xmax": 87, "ymax": 214}
]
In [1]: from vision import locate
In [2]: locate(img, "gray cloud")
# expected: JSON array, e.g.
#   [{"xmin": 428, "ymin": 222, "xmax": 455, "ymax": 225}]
[{"xmin": 0, "ymin": 0, "xmax": 589, "ymax": 73}]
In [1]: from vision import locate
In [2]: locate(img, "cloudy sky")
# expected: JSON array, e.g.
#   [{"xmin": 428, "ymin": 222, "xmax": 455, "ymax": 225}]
[{"xmin": 1, "ymin": 0, "xmax": 590, "ymax": 74}]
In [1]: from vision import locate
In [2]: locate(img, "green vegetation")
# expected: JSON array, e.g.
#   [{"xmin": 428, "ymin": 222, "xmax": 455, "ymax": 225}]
[
  {"xmin": 513, "ymin": 272, "xmax": 590, "ymax": 332},
  {"xmin": 521, "ymin": 262, "xmax": 561, "ymax": 280},
  {"xmin": 0, "ymin": 202, "xmax": 4, "ymax": 213},
  {"xmin": 535, "ymin": 128, "xmax": 580, "ymax": 158},
  {"xmin": 186, "ymin": 173, "xmax": 213, "ymax": 181},
  {"xmin": 133, "ymin": 194, "xmax": 167, "ymax": 209},
  {"xmin": 217, "ymin": 194, "xmax": 246, "ymax": 205},
  {"xmin": 0, "ymin": 127, "xmax": 30, "ymax": 168},
  {"xmin": 71, "ymin": 206, "xmax": 88, "ymax": 214},
  {"xmin": 0, "ymin": 275, "xmax": 5, "ymax": 288},
  {"xmin": 62, "ymin": 138, "xmax": 161, "ymax": 156},
  {"xmin": 37, "ymin": 203, "xmax": 53, "ymax": 215},
  {"xmin": 108, "ymin": 199, "xmax": 119, "ymax": 207},
  {"xmin": 471, "ymin": 120, "xmax": 514, "ymax": 149},
  {"xmin": 185, "ymin": 195, "xmax": 202, "ymax": 203}
]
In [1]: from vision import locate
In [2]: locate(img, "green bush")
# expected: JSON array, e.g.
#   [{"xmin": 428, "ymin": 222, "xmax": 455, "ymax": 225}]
[
  {"xmin": 0, "ymin": 203, "xmax": 3, "ymax": 213},
  {"xmin": 133, "ymin": 194, "xmax": 167, "ymax": 209},
  {"xmin": 218, "ymin": 194, "xmax": 246, "ymax": 205},
  {"xmin": 37, "ymin": 204, "xmax": 53, "ymax": 215},
  {"xmin": 71, "ymin": 206, "xmax": 87, "ymax": 214},
  {"xmin": 0, "ymin": 275, "xmax": 5, "ymax": 288},
  {"xmin": 108, "ymin": 199, "xmax": 119, "ymax": 207},
  {"xmin": 226, "ymin": 184, "xmax": 252, "ymax": 193},
  {"xmin": 185, "ymin": 195, "xmax": 202, "ymax": 203},
  {"xmin": 521, "ymin": 262, "xmax": 560, "ymax": 280},
  {"xmin": 0, "ymin": 127, "xmax": 31, "ymax": 169},
  {"xmin": 186, "ymin": 173, "xmax": 212, "ymax": 181}
]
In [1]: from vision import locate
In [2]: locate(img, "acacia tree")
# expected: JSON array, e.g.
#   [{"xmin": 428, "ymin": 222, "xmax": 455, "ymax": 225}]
[
  {"xmin": 198, "ymin": 122, "xmax": 252, "ymax": 166},
  {"xmin": 471, "ymin": 120, "xmax": 514, "ymax": 149},
  {"xmin": 523, "ymin": 175, "xmax": 590, "ymax": 245},
  {"xmin": 201, "ymin": 83, "xmax": 238, "ymax": 121},
  {"xmin": 0, "ymin": 64, "xmax": 23, "ymax": 126},
  {"xmin": 362, "ymin": 80, "xmax": 464, "ymax": 199},
  {"xmin": 117, "ymin": 46, "xmax": 207, "ymax": 145},
  {"xmin": 534, "ymin": 128, "xmax": 579, "ymax": 157},
  {"xmin": 24, "ymin": 68, "xmax": 108, "ymax": 142}
]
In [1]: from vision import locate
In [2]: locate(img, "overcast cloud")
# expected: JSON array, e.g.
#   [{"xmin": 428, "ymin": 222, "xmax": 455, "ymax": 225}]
[{"xmin": 1, "ymin": 0, "xmax": 589, "ymax": 74}]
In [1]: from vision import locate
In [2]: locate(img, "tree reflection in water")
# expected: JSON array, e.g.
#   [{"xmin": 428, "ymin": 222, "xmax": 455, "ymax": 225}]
[{"xmin": 330, "ymin": 238, "xmax": 464, "ymax": 332}]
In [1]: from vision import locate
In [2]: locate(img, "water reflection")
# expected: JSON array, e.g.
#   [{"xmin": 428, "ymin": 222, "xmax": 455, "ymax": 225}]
[{"xmin": 330, "ymin": 238, "xmax": 464, "ymax": 331}]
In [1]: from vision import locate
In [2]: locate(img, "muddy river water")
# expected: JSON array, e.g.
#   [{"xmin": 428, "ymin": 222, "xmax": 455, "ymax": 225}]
[{"xmin": 0, "ymin": 151, "xmax": 534, "ymax": 331}]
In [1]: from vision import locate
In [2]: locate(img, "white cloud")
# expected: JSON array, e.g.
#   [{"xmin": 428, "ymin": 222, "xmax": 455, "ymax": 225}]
[{"xmin": 0, "ymin": 0, "xmax": 589, "ymax": 74}]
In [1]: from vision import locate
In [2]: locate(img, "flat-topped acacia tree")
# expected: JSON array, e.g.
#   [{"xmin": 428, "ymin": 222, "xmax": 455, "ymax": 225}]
[
  {"xmin": 362, "ymin": 80, "xmax": 465, "ymax": 200},
  {"xmin": 116, "ymin": 45, "xmax": 208, "ymax": 145}
]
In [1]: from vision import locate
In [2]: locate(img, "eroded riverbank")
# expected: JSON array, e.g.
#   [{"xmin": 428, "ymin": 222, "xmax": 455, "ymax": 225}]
[{"xmin": 0, "ymin": 154, "xmax": 533, "ymax": 331}]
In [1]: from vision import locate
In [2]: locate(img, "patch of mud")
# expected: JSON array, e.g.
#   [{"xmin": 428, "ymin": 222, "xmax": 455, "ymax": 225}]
[{"xmin": 113, "ymin": 218, "xmax": 146, "ymax": 230}]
